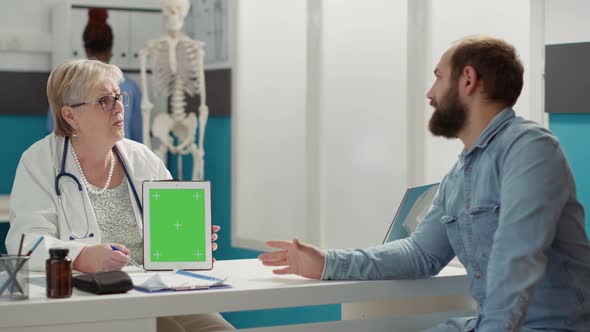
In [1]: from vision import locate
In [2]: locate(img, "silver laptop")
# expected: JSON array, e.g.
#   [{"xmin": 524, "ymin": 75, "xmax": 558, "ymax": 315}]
[
  {"xmin": 383, "ymin": 183, "xmax": 464, "ymax": 268},
  {"xmin": 382, "ymin": 183, "xmax": 440, "ymax": 244}
]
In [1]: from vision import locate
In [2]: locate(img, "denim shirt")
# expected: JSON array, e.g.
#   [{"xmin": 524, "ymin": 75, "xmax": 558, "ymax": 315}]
[{"xmin": 323, "ymin": 108, "xmax": 590, "ymax": 331}]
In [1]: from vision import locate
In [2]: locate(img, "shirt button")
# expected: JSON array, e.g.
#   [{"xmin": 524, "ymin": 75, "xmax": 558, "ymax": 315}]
[
  {"xmin": 504, "ymin": 323, "xmax": 513, "ymax": 331},
  {"xmin": 474, "ymin": 272, "xmax": 481, "ymax": 279},
  {"xmin": 465, "ymin": 166, "xmax": 472, "ymax": 173}
]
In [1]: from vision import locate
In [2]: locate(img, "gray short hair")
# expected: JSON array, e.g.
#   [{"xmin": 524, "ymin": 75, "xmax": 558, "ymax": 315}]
[{"xmin": 47, "ymin": 59, "xmax": 123, "ymax": 136}]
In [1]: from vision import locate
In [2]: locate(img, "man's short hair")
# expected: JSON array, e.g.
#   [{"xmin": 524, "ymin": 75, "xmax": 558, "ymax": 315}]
[
  {"xmin": 450, "ymin": 35, "xmax": 524, "ymax": 107},
  {"xmin": 47, "ymin": 59, "xmax": 123, "ymax": 137}
]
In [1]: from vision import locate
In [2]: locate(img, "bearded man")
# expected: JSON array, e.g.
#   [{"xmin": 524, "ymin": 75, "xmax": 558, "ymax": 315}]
[{"xmin": 259, "ymin": 36, "xmax": 590, "ymax": 332}]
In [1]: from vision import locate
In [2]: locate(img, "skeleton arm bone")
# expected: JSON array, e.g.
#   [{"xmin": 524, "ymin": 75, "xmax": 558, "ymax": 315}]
[
  {"xmin": 194, "ymin": 42, "xmax": 208, "ymax": 178},
  {"xmin": 139, "ymin": 46, "xmax": 154, "ymax": 147}
]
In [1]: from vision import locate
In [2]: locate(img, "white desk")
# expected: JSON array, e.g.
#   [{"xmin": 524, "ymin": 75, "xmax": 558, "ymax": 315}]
[{"xmin": 0, "ymin": 259, "xmax": 473, "ymax": 332}]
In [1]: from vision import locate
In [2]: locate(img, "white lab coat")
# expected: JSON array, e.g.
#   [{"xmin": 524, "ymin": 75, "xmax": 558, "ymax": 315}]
[{"xmin": 6, "ymin": 134, "xmax": 171, "ymax": 270}]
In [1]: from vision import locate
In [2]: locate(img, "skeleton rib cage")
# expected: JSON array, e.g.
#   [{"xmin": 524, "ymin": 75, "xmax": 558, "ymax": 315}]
[{"xmin": 140, "ymin": 35, "xmax": 209, "ymax": 180}]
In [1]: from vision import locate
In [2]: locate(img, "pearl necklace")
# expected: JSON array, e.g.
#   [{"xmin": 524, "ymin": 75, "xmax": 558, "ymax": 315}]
[{"xmin": 71, "ymin": 144, "xmax": 115, "ymax": 195}]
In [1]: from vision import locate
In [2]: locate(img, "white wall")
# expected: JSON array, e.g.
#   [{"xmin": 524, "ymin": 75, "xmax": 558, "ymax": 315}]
[
  {"xmin": 545, "ymin": 0, "xmax": 590, "ymax": 44},
  {"xmin": 232, "ymin": 0, "xmax": 408, "ymax": 249},
  {"xmin": 233, "ymin": 0, "xmax": 409, "ymax": 250},
  {"xmin": 232, "ymin": 0, "xmax": 309, "ymax": 249},
  {"xmin": 320, "ymin": 0, "xmax": 408, "ymax": 248}
]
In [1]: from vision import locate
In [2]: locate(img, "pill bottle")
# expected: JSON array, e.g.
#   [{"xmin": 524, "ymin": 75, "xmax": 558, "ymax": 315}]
[{"xmin": 46, "ymin": 248, "xmax": 72, "ymax": 298}]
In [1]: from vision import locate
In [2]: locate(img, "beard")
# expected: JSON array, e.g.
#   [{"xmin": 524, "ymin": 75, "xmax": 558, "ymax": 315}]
[{"xmin": 428, "ymin": 83, "xmax": 467, "ymax": 139}]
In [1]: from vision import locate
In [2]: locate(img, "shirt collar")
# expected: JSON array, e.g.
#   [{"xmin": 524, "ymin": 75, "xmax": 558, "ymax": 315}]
[{"xmin": 462, "ymin": 107, "xmax": 515, "ymax": 157}]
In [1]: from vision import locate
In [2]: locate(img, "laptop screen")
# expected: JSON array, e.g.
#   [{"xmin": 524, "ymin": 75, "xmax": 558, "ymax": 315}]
[{"xmin": 383, "ymin": 183, "xmax": 440, "ymax": 244}]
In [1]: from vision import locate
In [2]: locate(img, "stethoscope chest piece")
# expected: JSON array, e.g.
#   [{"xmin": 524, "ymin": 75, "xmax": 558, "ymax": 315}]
[{"xmin": 69, "ymin": 233, "xmax": 94, "ymax": 241}]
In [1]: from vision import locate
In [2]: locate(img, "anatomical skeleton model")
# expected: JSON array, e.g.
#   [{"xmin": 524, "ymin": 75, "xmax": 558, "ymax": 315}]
[{"xmin": 139, "ymin": 0, "xmax": 208, "ymax": 180}]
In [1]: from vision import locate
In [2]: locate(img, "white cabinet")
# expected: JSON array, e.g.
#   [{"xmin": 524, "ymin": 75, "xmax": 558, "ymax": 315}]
[
  {"xmin": 107, "ymin": 10, "xmax": 131, "ymax": 69},
  {"xmin": 69, "ymin": 8, "xmax": 87, "ymax": 60},
  {"xmin": 53, "ymin": 1, "xmax": 163, "ymax": 70},
  {"xmin": 129, "ymin": 11, "xmax": 164, "ymax": 69}
]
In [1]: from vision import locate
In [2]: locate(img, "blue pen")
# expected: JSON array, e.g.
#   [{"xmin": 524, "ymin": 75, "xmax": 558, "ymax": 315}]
[
  {"xmin": 27, "ymin": 236, "xmax": 44, "ymax": 256},
  {"xmin": 110, "ymin": 245, "xmax": 145, "ymax": 271}
]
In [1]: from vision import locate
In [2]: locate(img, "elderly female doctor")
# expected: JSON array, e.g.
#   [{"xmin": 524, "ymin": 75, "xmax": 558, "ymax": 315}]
[{"xmin": 7, "ymin": 59, "xmax": 233, "ymax": 331}]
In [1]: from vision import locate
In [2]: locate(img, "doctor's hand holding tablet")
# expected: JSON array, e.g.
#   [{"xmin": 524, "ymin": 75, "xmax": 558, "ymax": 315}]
[{"xmin": 63, "ymin": 177, "xmax": 221, "ymax": 273}]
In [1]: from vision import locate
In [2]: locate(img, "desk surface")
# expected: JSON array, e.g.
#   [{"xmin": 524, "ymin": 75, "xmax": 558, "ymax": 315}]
[{"xmin": 0, "ymin": 259, "xmax": 468, "ymax": 329}]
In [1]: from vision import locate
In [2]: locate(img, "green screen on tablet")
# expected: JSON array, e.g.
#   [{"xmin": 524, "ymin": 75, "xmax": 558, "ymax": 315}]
[{"xmin": 148, "ymin": 188, "xmax": 207, "ymax": 262}]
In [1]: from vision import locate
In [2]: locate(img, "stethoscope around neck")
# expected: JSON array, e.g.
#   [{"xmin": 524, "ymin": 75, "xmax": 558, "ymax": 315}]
[{"xmin": 55, "ymin": 136, "xmax": 143, "ymax": 240}]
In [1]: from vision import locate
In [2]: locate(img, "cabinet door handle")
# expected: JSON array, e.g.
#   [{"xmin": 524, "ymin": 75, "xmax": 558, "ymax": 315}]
[{"xmin": 121, "ymin": 52, "xmax": 126, "ymax": 58}]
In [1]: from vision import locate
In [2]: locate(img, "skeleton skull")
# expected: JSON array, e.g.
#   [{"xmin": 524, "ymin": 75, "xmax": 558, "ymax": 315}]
[{"xmin": 162, "ymin": 0, "xmax": 190, "ymax": 33}]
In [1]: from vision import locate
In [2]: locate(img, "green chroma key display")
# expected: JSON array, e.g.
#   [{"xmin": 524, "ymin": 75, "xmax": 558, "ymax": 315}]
[{"xmin": 149, "ymin": 189, "xmax": 206, "ymax": 262}]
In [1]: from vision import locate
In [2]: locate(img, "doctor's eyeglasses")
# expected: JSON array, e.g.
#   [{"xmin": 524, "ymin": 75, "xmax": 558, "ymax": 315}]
[{"xmin": 70, "ymin": 91, "xmax": 131, "ymax": 112}]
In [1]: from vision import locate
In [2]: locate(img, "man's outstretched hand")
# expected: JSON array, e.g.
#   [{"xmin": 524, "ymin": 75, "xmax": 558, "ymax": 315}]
[{"xmin": 258, "ymin": 239, "xmax": 326, "ymax": 279}]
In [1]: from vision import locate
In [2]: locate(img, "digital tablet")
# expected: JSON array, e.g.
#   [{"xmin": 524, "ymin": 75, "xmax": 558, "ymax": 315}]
[{"xmin": 143, "ymin": 181, "xmax": 213, "ymax": 270}]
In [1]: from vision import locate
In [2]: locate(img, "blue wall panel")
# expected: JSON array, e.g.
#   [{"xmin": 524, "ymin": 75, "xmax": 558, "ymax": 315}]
[
  {"xmin": 223, "ymin": 305, "xmax": 341, "ymax": 329},
  {"xmin": 549, "ymin": 113, "xmax": 590, "ymax": 235},
  {"xmin": 0, "ymin": 115, "xmax": 48, "ymax": 194}
]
